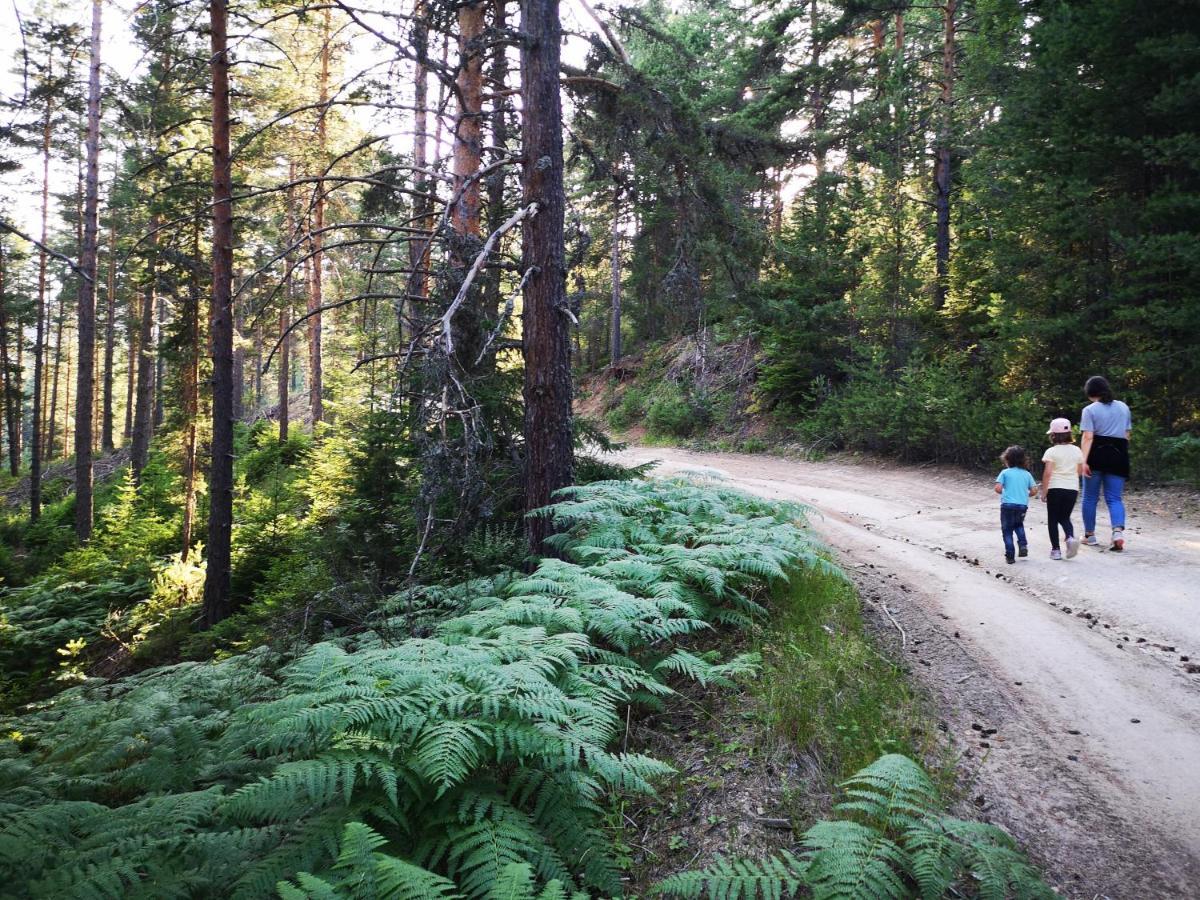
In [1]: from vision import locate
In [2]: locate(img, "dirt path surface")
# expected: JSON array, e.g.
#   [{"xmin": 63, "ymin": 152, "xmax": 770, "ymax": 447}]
[{"xmin": 615, "ymin": 447, "xmax": 1200, "ymax": 898}]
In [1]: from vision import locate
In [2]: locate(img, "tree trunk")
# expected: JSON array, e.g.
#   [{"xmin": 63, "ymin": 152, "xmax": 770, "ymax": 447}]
[
  {"xmin": 253, "ymin": 321, "xmax": 262, "ymax": 410},
  {"xmin": 483, "ymin": 0, "xmax": 509, "ymax": 338},
  {"xmin": 47, "ymin": 299, "xmax": 63, "ymax": 460},
  {"xmin": 153, "ymin": 292, "xmax": 165, "ymax": 427},
  {"xmin": 278, "ymin": 301, "xmax": 290, "ymax": 441},
  {"xmin": 280, "ymin": 162, "xmax": 296, "ymax": 443},
  {"xmin": 610, "ymin": 186, "xmax": 622, "ymax": 364},
  {"xmin": 307, "ymin": 6, "xmax": 331, "ymax": 426},
  {"xmin": 407, "ymin": 0, "xmax": 430, "ymax": 341},
  {"xmin": 102, "ymin": 220, "xmax": 116, "ymax": 451},
  {"xmin": 520, "ymin": 0, "xmax": 573, "ymax": 555},
  {"xmin": 29, "ymin": 58, "xmax": 53, "ymax": 520},
  {"xmin": 130, "ymin": 284, "xmax": 156, "ymax": 480},
  {"xmin": 203, "ymin": 0, "xmax": 236, "ymax": 627},
  {"xmin": 0, "ymin": 241, "xmax": 19, "ymax": 475},
  {"xmin": 124, "ymin": 292, "xmax": 136, "ymax": 443},
  {"xmin": 180, "ymin": 222, "xmax": 201, "ymax": 559},
  {"xmin": 232, "ymin": 299, "xmax": 244, "ymax": 421},
  {"xmin": 933, "ymin": 0, "xmax": 955, "ymax": 311},
  {"xmin": 74, "ymin": 0, "xmax": 103, "ymax": 540},
  {"xmin": 450, "ymin": 0, "xmax": 486, "ymax": 370}
]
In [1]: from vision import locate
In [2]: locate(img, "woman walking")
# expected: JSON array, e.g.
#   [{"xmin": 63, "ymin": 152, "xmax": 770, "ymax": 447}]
[{"xmin": 1080, "ymin": 375, "xmax": 1132, "ymax": 551}]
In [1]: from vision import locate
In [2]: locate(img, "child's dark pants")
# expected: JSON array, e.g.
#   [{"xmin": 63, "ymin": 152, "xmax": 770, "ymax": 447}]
[
  {"xmin": 1046, "ymin": 488, "xmax": 1078, "ymax": 551},
  {"xmin": 1000, "ymin": 503, "xmax": 1028, "ymax": 558}
]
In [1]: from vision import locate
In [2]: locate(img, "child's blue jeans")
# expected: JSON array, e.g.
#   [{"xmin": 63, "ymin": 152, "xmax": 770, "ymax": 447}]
[
  {"xmin": 1082, "ymin": 472, "xmax": 1126, "ymax": 533},
  {"xmin": 1000, "ymin": 503, "xmax": 1028, "ymax": 558}
]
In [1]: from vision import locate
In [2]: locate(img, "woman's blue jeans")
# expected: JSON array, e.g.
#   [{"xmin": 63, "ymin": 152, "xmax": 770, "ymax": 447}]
[{"xmin": 1082, "ymin": 472, "xmax": 1126, "ymax": 533}]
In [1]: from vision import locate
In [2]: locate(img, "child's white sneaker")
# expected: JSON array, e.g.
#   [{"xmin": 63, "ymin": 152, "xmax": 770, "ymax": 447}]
[
  {"xmin": 1050, "ymin": 548, "xmax": 1063, "ymax": 560},
  {"xmin": 1065, "ymin": 536, "xmax": 1080, "ymax": 559}
]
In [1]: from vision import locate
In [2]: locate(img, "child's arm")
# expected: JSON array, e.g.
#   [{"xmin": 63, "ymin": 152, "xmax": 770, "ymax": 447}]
[{"xmin": 1039, "ymin": 463, "xmax": 1053, "ymax": 501}]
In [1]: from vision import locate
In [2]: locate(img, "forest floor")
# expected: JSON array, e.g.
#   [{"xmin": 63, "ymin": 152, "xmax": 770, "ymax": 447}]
[{"xmin": 613, "ymin": 445, "xmax": 1200, "ymax": 899}]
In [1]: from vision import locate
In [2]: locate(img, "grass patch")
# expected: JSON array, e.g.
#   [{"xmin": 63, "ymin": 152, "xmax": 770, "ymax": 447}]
[{"xmin": 757, "ymin": 566, "xmax": 936, "ymax": 781}]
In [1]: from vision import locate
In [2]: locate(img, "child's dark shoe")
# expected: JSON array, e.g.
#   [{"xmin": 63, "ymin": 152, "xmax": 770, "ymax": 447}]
[
  {"xmin": 1018, "ymin": 545, "xmax": 1028, "ymax": 558},
  {"xmin": 1005, "ymin": 554, "xmax": 1015, "ymax": 564}
]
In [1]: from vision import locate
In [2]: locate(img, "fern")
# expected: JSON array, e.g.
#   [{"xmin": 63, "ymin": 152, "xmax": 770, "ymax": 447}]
[
  {"xmin": 654, "ymin": 852, "xmax": 805, "ymax": 900},
  {"xmin": 656, "ymin": 754, "xmax": 1052, "ymax": 900},
  {"xmin": 1, "ymin": 479, "xmax": 825, "ymax": 898}
]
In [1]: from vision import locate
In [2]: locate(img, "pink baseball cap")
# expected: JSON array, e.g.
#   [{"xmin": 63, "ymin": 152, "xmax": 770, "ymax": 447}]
[{"xmin": 1047, "ymin": 417, "xmax": 1072, "ymax": 434}]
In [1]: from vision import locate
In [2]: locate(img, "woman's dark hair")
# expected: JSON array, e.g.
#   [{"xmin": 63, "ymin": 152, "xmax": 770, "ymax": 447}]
[
  {"xmin": 1051, "ymin": 432, "xmax": 1074, "ymax": 445},
  {"xmin": 1085, "ymin": 375, "xmax": 1114, "ymax": 404},
  {"xmin": 1001, "ymin": 445, "xmax": 1028, "ymax": 468}
]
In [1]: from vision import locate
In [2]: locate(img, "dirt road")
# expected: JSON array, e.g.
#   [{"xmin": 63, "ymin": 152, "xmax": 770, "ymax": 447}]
[{"xmin": 616, "ymin": 447, "xmax": 1200, "ymax": 898}]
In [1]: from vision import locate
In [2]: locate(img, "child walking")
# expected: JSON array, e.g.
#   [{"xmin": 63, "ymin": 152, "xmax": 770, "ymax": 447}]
[
  {"xmin": 995, "ymin": 445, "xmax": 1037, "ymax": 564},
  {"xmin": 1040, "ymin": 418, "xmax": 1084, "ymax": 560}
]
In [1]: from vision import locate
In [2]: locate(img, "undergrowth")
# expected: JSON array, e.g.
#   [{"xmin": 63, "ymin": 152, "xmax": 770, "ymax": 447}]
[
  {"xmin": 656, "ymin": 754, "xmax": 1052, "ymax": 900},
  {"xmin": 757, "ymin": 569, "xmax": 933, "ymax": 781},
  {"xmin": 0, "ymin": 479, "xmax": 818, "ymax": 898}
]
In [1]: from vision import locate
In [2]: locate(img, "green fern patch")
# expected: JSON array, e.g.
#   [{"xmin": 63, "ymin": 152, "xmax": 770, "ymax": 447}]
[
  {"xmin": 655, "ymin": 754, "xmax": 1053, "ymax": 900},
  {"xmin": 0, "ymin": 479, "xmax": 820, "ymax": 898}
]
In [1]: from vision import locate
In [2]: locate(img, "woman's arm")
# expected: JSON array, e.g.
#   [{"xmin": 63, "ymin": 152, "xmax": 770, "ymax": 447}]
[
  {"xmin": 1081, "ymin": 431, "xmax": 1094, "ymax": 477},
  {"xmin": 1040, "ymin": 462, "xmax": 1053, "ymax": 501}
]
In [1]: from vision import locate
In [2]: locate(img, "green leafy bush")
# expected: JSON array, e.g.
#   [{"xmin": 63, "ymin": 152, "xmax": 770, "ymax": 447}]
[
  {"xmin": 793, "ymin": 353, "xmax": 1046, "ymax": 468},
  {"xmin": 646, "ymin": 382, "xmax": 703, "ymax": 438},
  {"xmin": 656, "ymin": 754, "xmax": 1051, "ymax": 900},
  {"xmin": 606, "ymin": 386, "xmax": 648, "ymax": 431},
  {"xmin": 0, "ymin": 479, "xmax": 818, "ymax": 898}
]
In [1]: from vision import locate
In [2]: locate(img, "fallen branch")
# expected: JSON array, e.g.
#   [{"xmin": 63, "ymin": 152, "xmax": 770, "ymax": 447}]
[{"xmin": 871, "ymin": 599, "xmax": 907, "ymax": 648}]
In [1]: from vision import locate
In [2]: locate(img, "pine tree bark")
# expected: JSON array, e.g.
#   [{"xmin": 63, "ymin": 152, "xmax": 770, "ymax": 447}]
[
  {"xmin": 74, "ymin": 0, "xmax": 103, "ymax": 540},
  {"xmin": 153, "ymin": 293, "xmax": 165, "ymax": 427},
  {"xmin": 203, "ymin": 0, "xmax": 236, "ymax": 627},
  {"xmin": 124, "ymin": 293, "xmax": 136, "ymax": 443},
  {"xmin": 483, "ymin": 0, "xmax": 509, "ymax": 338},
  {"xmin": 232, "ymin": 299, "xmax": 245, "ymax": 421},
  {"xmin": 130, "ymin": 283, "xmax": 155, "ymax": 480},
  {"xmin": 180, "ymin": 222, "xmax": 201, "ymax": 559},
  {"xmin": 47, "ymin": 298, "xmax": 64, "ymax": 460},
  {"xmin": 0, "ymin": 241, "xmax": 19, "ymax": 475},
  {"xmin": 450, "ymin": 0, "xmax": 486, "ymax": 370},
  {"xmin": 102, "ymin": 220, "xmax": 116, "ymax": 451},
  {"xmin": 29, "ymin": 57, "xmax": 53, "ymax": 520},
  {"xmin": 280, "ymin": 162, "xmax": 296, "ymax": 442},
  {"xmin": 520, "ymin": 0, "xmax": 573, "ymax": 555},
  {"xmin": 933, "ymin": 0, "xmax": 955, "ymax": 310},
  {"xmin": 307, "ymin": 6, "xmax": 331, "ymax": 426},
  {"xmin": 278, "ymin": 301, "xmax": 290, "ymax": 441},
  {"xmin": 407, "ymin": 0, "xmax": 430, "ymax": 340},
  {"xmin": 610, "ymin": 186, "xmax": 622, "ymax": 364}
]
